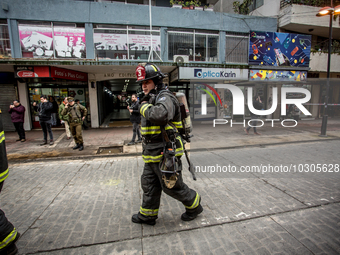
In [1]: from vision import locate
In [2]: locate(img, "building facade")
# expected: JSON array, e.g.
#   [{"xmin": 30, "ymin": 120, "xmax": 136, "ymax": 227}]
[{"xmin": 0, "ymin": 0, "xmax": 280, "ymax": 130}]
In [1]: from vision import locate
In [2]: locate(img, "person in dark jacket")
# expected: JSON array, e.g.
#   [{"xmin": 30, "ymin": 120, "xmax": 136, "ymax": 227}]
[
  {"xmin": 245, "ymin": 95, "xmax": 263, "ymax": 135},
  {"xmin": 127, "ymin": 94, "xmax": 141, "ymax": 145},
  {"xmin": 0, "ymin": 111, "xmax": 21, "ymax": 255},
  {"xmin": 33, "ymin": 95, "xmax": 54, "ymax": 145},
  {"xmin": 9, "ymin": 100, "xmax": 26, "ymax": 142}
]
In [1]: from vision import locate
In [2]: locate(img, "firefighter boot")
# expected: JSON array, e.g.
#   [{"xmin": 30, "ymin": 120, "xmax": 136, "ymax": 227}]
[
  {"xmin": 73, "ymin": 143, "xmax": 80, "ymax": 150},
  {"xmin": 181, "ymin": 199, "xmax": 203, "ymax": 221},
  {"xmin": 0, "ymin": 232, "xmax": 21, "ymax": 255},
  {"xmin": 131, "ymin": 214, "xmax": 156, "ymax": 226}
]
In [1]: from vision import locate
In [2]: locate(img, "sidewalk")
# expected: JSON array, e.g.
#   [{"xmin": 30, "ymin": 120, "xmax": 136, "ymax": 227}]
[{"xmin": 4, "ymin": 118, "xmax": 340, "ymax": 161}]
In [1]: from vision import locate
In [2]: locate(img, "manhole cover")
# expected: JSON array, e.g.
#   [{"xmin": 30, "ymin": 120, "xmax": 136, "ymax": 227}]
[{"xmin": 97, "ymin": 146, "xmax": 123, "ymax": 154}]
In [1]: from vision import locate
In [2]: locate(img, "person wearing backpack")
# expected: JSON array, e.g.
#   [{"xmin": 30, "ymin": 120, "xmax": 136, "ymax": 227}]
[
  {"xmin": 61, "ymin": 97, "xmax": 87, "ymax": 151},
  {"xmin": 131, "ymin": 63, "xmax": 203, "ymax": 226}
]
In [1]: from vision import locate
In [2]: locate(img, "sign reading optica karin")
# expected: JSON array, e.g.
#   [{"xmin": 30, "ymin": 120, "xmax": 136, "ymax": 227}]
[
  {"xmin": 250, "ymin": 70, "xmax": 307, "ymax": 82},
  {"xmin": 249, "ymin": 31, "xmax": 311, "ymax": 67},
  {"xmin": 179, "ymin": 67, "xmax": 248, "ymax": 80}
]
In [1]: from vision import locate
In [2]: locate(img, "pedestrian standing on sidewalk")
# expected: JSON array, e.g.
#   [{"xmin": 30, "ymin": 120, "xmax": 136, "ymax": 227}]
[
  {"xmin": 245, "ymin": 95, "xmax": 263, "ymax": 135},
  {"xmin": 127, "ymin": 94, "xmax": 142, "ymax": 145},
  {"xmin": 58, "ymin": 97, "xmax": 71, "ymax": 140},
  {"xmin": 61, "ymin": 97, "xmax": 87, "ymax": 151},
  {"xmin": 8, "ymin": 100, "xmax": 26, "ymax": 142},
  {"xmin": 33, "ymin": 95, "xmax": 54, "ymax": 145},
  {"xmin": 0, "ymin": 110, "xmax": 21, "ymax": 255}
]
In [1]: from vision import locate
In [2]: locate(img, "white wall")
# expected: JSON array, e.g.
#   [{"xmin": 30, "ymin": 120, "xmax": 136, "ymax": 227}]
[
  {"xmin": 17, "ymin": 81, "xmax": 32, "ymax": 131},
  {"xmin": 310, "ymin": 52, "xmax": 340, "ymax": 72},
  {"xmin": 249, "ymin": 0, "xmax": 280, "ymax": 17},
  {"xmin": 88, "ymin": 81, "xmax": 99, "ymax": 128}
]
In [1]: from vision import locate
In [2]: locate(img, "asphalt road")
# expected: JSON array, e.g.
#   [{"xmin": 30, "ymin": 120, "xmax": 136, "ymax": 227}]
[{"xmin": 1, "ymin": 140, "xmax": 339, "ymax": 254}]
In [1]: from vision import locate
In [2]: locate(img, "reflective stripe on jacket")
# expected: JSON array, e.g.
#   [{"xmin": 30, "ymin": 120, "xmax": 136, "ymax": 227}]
[
  {"xmin": 0, "ymin": 130, "xmax": 8, "ymax": 183},
  {"xmin": 139, "ymin": 89, "xmax": 183, "ymax": 163}
]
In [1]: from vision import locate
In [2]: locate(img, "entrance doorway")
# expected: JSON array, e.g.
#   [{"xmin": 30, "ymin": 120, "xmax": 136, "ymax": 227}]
[{"xmin": 97, "ymin": 78, "xmax": 141, "ymax": 127}]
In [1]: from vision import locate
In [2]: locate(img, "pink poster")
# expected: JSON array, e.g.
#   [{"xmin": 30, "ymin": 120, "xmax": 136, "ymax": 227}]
[
  {"xmin": 19, "ymin": 26, "xmax": 54, "ymax": 58},
  {"xmin": 94, "ymin": 33, "xmax": 128, "ymax": 51},
  {"xmin": 53, "ymin": 27, "xmax": 86, "ymax": 59},
  {"xmin": 128, "ymin": 34, "xmax": 160, "ymax": 52}
]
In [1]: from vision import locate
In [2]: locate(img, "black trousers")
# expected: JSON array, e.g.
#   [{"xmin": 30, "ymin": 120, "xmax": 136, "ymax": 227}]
[
  {"xmin": 13, "ymin": 122, "xmax": 25, "ymax": 140},
  {"xmin": 138, "ymin": 160, "xmax": 200, "ymax": 221},
  {"xmin": 39, "ymin": 121, "xmax": 53, "ymax": 141},
  {"xmin": 131, "ymin": 122, "xmax": 141, "ymax": 142},
  {"xmin": 0, "ymin": 182, "xmax": 15, "ymax": 243}
]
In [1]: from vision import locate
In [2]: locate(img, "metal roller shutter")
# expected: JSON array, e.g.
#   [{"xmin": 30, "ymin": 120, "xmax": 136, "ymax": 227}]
[{"xmin": 0, "ymin": 84, "xmax": 18, "ymax": 131}]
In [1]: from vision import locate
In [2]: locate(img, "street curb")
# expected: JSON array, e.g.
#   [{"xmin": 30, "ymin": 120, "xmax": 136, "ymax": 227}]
[{"xmin": 8, "ymin": 137, "xmax": 340, "ymax": 164}]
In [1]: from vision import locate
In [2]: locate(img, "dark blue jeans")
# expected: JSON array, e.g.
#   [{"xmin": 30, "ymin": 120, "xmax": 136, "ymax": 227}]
[{"xmin": 40, "ymin": 121, "xmax": 53, "ymax": 141}]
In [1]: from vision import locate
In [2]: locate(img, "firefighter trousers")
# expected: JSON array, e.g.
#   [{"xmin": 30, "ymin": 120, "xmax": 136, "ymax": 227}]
[
  {"xmin": 0, "ymin": 182, "xmax": 18, "ymax": 251},
  {"xmin": 138, "ymin": 160, "xmax": 201, "ymax": 221}
]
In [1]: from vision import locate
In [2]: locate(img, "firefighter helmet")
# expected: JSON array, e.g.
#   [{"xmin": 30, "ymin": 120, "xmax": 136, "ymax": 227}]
[{"xmin": 135, "ymin": 63, "xmax": 165, "ymax": 83}]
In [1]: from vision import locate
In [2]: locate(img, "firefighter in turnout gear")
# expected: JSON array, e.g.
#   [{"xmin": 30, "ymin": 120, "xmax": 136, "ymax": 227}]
[
  {"xmin": 61, "ymin": 97, "xmax": 87, "ymax": 151},
  {"xmin": 131, "ymin": 63, "xmax": 203, "ymax": 225},
  {"xmin": 0, "ymin": 111, "xmax": 20, "ymax": 254}
]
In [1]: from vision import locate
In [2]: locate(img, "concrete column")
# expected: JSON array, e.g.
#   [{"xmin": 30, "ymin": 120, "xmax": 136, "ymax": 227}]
[
  {"xmin": 17, "ymin": 81, "xmax": 32, "ymax": 131},
  {"xmin": 85, "ymin": 23, "xmax": 94, "ymax": 59},
  {"xmin": 7, "ymin": 19, "xmax": 21, "ymax": 58},
  {"xmin": 160, "ymin": 27, "xmax": 167, "ymax": 62},
  {"xmin": 219, "ymin": 31, "xmax": 226, "ymax": 64},
  {"xmin": 88, "ymin": 80, "xmax": 99, "ymax": 128}
]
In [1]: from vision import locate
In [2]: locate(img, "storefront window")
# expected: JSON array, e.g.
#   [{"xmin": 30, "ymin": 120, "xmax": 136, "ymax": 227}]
[
  {"xmin": 94, "ymin": 25, "xmax": 160, "ymax": 60},
  {"xmin": 28, "ymin": 80, "xmax": 89, "ymax": 128},
  {"xmin": 226, "ymin": 33, "xmax": 248, "ymax": 64},
  {"xmin": 18, "ymin": 22, "xmax": 86, "ymax": 59},
  {"xmin": 169, "ymin": 30, "xmax": 218, "ymax": 62},
  {"xmin": 0, "ymin": 21, "xmax": 11, "ymax": 58}
]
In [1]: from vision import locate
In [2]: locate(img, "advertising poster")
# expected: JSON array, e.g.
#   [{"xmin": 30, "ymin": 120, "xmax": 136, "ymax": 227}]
[
  {"xmin": 19, "ymin": 26, "xmax": 53, "ymax": 58},
  {"xmin": 53, "ymin": 27, "xmax": 86, "ymax": 59},
  {"xmin": 128, "ymin": 34, "xmax": 160, "ymax": 52},
  {"xmin": 249, "ymin": 31, "xmax": 311, "ymax": 67},
  {"xmin": 94, "ymin": 33, "xmax": 128, "ymax": 51},
  {"xmin": 250, "ymin": 70, "xmax": 307, "ymax": 82}
]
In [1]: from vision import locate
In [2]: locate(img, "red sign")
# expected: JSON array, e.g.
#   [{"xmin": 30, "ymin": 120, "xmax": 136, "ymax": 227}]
[
  {"xmin": 50, "ymin": 67, "xmax": 88, "ymax": 81},
  {"xmin": 15, "ymin": 66, "xmax": 87, "ymax": 81},
  {"xmin": 15, "ymin": 66, "xmax": 50, "ymax": 78}
]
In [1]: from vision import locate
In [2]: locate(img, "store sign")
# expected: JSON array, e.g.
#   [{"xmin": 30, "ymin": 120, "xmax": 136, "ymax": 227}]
[
  {"xmin": 250, "ymin": 70, "xmax": 307, "ymax": 81},
  {"xmin": 249, "ymin": 31, "xmax": 311, "ymax": 67},
  {"xmin": 51, "ymin": 67, "xmax": 88, "ymax": 81},
  {"xmin": 15, "ymin": 66, "xmax": 50, "ymax": 78},
  {"xmin": 96, "ymin": 72, "xmax": 136, "ymax": 81},
  {"xmin": 14, "ymin": 66, "xmax": 87, "ymax": 81},
  {"xmin": 179, "ymin": 67, "xmax": 248, "ymax": 80}
]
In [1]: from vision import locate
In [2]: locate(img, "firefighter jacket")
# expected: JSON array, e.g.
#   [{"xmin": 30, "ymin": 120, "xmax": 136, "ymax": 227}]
[
  {"xmin": 0, "ymin": 112, "xmax": 18, "ymax": 250},
  {"xmin": 0, "ymin": 114, "xmax": 8, "ymax": 183},
  {"xmin": 61, "ymin": 104, "xmax": 87, "ymax": 124},
  {"xmin": 139, "ymin": 89, "xmax": 184, "ymax": 163}
]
